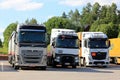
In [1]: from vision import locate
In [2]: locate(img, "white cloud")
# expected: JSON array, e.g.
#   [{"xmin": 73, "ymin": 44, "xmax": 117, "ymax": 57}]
[
  {"xmin": 59, "ymin": 0, "xmax": 120, "ymax": 7},
  {"xmin": 59, "ymin": 0, "xmax": 87, "ymax": 7},
  {"xmin": 0, "ymin": 0, "xmax": 43, "ymax": 11},
  {"xmin": 92, "ymin": 0, "xmax": 120, "ymax": 6}
]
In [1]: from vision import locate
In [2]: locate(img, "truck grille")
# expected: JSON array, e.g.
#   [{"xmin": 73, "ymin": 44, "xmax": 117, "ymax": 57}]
[
  {"xmin": 21, "ymin": 50, "xmax": 43, "ymax": 64},
  {"xmin": 92, "ymin": 52, "xmax": 107, "ymax": 60},
  {"xmin": 61, "ymin": 56, "xmax": 74, "ymax": 63}
]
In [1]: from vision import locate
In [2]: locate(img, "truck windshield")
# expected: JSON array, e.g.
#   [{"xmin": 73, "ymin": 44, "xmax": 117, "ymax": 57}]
[
  {"xmin": 19, "ymin": 31, "xmax": 46, "ymax": 43},
  {"xmin": 56, "ymin": 35, "xmax": 78, "ymax": 48},
  {"xmin": 88, "ymin": 39, "xmax": 108, "ymax": 48}
]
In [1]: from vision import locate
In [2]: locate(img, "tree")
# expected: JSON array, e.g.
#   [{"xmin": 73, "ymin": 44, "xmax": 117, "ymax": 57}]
[
  {"xmin": 90, "ymin": 22, "xmax": 119, "ymax": 38},
  {"xmin": 25, "ymin": 19, "xmax": 29, "ymax": 24},
  {"xmin": 110, "ymin": 3, "xmax": 117, "ymax": 23},
  {"xmin": 80, "ymin": 3, "xmax": 93, "ymax": 27},
  {"xmin": 92, "ymin": 2, "xmax": 100, "ymax": 21},
  {"xmin": 71, "ymin": 9, "xmax": 81, "ymax": 31},
  {"xmin": 0, "ymin": 39, "xmax": 2, "ymax": 47},
  {"xmin": 44, "ymin": 17, "xmax": 75, "ymax": 34},
  {"xmin": 68, "ymin": 10, "xmax": 74, "ymax": 19},
  {"xmin": 45, "ymin": 16, "xmax": 76, "ymax": 44},
  {"xmin": 117, "ymin": 10, "xmax": 120, "ymax": 24},
  {"xmin": 62, "ymin": 12, "xmax": 67, "ymax": 18},
  {"xmin": 3, "ymin": 23, "xmax": 17, "ymax": 47},
  {"xmin": 25, "ymin": 18, "xmax": 38, "ymax": 25},
  {"xmin": 118, "ymin": 24, "xmax": 120, "ymax": 38},
  {"xmin": 99, "ymin": 5, "xmax": 107, "ymax": 20}
]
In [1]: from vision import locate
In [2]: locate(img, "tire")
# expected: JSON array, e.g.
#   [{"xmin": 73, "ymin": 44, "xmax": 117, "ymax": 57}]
[
  {"xmin": 41, "ymin": 66, "xmax": 46, "ymax": 70},
  {"xmin": 13, "ymin": 64, "xmax": 19, "ymax": 70},
  {"xmin": 8, "ymin": 56, "xmax": 12, "ymax": 64},
  {"xmin": 115, "ymin": 57, "xmax": 118, "ymax": 64},
  {"xmin": 72, "ymin": 65, "xmax": 77, "ymax": 68},
  {"xmin": 14, "ymin": 66, "xmax": 19, "ymax": 70},
  {"xmin": 52, "ymin": 62, "xmax": 57, "ymax": 68},
  {"xmin": 52, "ymin": 59, "xmax": 57, "ymax": 68},
  {"xmin": 83, "ymin": 58, "xmax": 86, "ymax": 67},
  {"xmin": 62, "ymin": 65, "xmax": 67, "ymax": 68}
]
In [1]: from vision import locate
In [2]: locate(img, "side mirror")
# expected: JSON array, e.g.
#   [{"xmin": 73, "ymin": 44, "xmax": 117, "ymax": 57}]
[
  {"xmin": 14, "ymin": 39, "xmax": 17, "ymax": 45},
  {"xmin": 79, "ymin": 40, "xmax": 81, "ymax": 47},
  {"xmin": 14, "ymin": 31, "xmax": 18, "ymax": 45},
  {"xmin": 52, "ymin": 42, "xmax": 55, "ymax": 47}
]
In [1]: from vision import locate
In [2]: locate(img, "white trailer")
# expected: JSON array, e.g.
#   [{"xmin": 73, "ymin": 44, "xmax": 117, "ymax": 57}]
[
  {"xmin": 47, "ymin": 29, "xmax": 79, "ymax": 68},
  {"xmin": 8, "ymin": 24, "xmax": 47, "ymax": 70},
  {"xmin": 77, "ymin": 32, "xmax": 110, "ymax": 67}
]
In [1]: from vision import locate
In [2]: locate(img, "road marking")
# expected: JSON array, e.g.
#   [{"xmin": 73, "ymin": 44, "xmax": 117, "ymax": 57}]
[{"xmin": 1, "ymin": 62, "xmax": 4, "ymax": 72}]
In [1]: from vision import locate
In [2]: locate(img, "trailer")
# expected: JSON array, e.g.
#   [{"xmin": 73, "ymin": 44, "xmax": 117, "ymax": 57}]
[{"xmin": 109, "ymin": 38, "xmax": 120, "ymax": 64}]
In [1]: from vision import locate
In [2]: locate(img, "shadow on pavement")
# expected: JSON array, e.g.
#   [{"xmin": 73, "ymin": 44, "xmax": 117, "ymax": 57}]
[
  {"xmin": 47, "ymin": 66, "xmax": 113, "ymax": 73},
  {"xmin": 0, "ymin": 65, "xmax": 19, "ymax": 72}
]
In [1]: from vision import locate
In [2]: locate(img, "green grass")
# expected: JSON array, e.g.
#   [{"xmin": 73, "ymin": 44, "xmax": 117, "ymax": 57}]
[{"xmin": 0, "ymin": 47, "xmax": 8, "ymax": 54}]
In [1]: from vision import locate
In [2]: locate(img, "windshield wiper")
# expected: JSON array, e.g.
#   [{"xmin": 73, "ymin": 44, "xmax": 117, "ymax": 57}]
[
  {"xmin": 33, "ymin": 41, "xmax": 45, "ymax": 43},
  {"xmin": 21, "ymin": 41, "xmax": 32, "ymax": 43}
]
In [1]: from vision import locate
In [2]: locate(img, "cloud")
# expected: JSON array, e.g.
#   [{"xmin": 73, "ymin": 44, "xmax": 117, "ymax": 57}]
[
  {"xmin": 0, "ymin": 0, "xmax": 43, "ymax": 11},
  {"xmin": 59, "ymin": 0, "xmax": 120, "ymax": 7},
  {"xmin": 59, "ymin": 0, "xmax": 87, "ymax": 7},
  {"xmin": 92, "ymin": 0, "xmax": 120, "ymax": 6}
]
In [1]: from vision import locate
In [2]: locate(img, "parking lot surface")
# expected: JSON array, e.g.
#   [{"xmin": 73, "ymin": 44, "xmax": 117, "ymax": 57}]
[{"xmin": 0, "ymin": 60, "xmax": 120, "ymax": 80}]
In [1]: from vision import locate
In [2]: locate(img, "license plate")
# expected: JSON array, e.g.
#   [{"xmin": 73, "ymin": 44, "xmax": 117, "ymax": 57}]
[
  {"xmin": 65, "ymin": 63, "xmax": 70, "ymax": 65},
  {"xmin": 30, "ymin": 64, "xmax": 36, "ymax": 67},
  {"xmin": 97, "ymin": 63, "xmax": 102, "ymax": 66}
]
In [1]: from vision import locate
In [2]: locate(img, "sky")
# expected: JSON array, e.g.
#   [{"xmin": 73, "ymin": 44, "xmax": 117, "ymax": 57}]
[{"xmin": 0, "ymin": 0, "xmax": 120, "ymax": 41}]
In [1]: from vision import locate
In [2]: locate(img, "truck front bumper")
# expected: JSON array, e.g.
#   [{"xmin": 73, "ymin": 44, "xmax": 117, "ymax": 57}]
[
  {"xmin": 88, "ymin": 61, "xmax": 109, "ymax": 67},
  {"xmin": 15, "ymin": 63, "xmax": 47, "ymax": 67}
]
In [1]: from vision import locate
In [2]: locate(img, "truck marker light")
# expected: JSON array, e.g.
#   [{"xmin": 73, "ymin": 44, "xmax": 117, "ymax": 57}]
[{"xmin": 91, "ymin": 52, "xmax": 96, "ymax": 56}]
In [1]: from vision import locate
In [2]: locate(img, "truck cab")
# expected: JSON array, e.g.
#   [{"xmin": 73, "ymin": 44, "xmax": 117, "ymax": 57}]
[
  {"xmin": 8, "ymin": 24, "xmax": 47, "ymax": 70},
  {"xmin": 47, "ymin": 29, "xmax": 79, "ymax": 68},
  {"xmin": 78, "ymin": 32, "xmax": 110, "ymax": 67}
]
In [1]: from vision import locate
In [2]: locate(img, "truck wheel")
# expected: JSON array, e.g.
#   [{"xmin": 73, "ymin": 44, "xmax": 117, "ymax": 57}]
[
  {"xmin": 52, "ymin": 59, "xmax": 57, "ymax": 68},
  {"xmin": 80, "ymin": 58, "xmax": 86, "ymax": 67},
  {"xmin": 72, "ymin": 65, "xmax": 77, "ymax": 68},
  {"xmin": 8, "ymin": 56, "xmax": 12, "ymax": 64},
  {"xmin": 52, "ymin": 63, "xmax": 57, "ymax": 68},
  {"xmin": 62, "ymin": 65, "xmax": 67, "ymax": 68},
  {"xmin": 47, "ymin": 56, "xmax": 51, "ymax": 66},
  {"xmin": 41, "ymin": 66, "xmax": 46, "ymax": 70},
  {"xmin": 83, "ymin": 58, "xmax": 86, "ymax": 67},
  {"xmin": 115, "ymin": 57, "xmax": 118, "ymax": 64},
  {"xmin": 14, "ymin": 66, "xmax": 19, "ymax": 70},
  {"xmin": 13, "ymin": 64, "xmax": 19, "ymax": 70}
]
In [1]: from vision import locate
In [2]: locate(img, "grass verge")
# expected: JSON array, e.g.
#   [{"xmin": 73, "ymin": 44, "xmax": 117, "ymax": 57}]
[{"xmin": 0, "ymin": 47, "xmax": 8, "ymax": 54}]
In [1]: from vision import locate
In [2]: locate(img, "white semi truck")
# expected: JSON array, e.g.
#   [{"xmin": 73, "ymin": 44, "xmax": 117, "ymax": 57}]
[
  {"xmin": 47, "ymin": 29, "xmax": 79, "ymax": 68},
  {"xmin": 77, "ymin": 32, "xmax": 110, "ymax": 67},
  {"xmin": 8, "ymin": 24, "xmax": 47, "ymax": 70}
]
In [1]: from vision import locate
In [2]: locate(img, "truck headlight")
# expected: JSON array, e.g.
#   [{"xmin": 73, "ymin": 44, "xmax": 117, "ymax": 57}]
[
  {"xmin": 75, "ymin": 57, "xmax": 79, "ymax": 60},
  {"xmin": 75, "ymin": 57, "xmax": 79, "ymax": 62},
  {"xmin": 55, "ymin": 56, "xmax": 60, "ymax": 62},
  {"xmin": 56, "ymin": 56, "xmax": 60, "ymax": 60}
]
